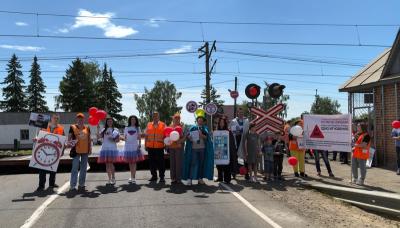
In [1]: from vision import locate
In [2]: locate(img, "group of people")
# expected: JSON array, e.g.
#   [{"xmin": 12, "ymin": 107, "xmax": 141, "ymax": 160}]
[{"xmin": 35, "ymin": 108, "xmax": 378, "ymax": 192}]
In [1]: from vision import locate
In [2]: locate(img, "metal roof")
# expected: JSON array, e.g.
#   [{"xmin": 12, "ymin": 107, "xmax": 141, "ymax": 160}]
[{"xmin": 340, "ymin": 29, "xmax": 400, "ymax": 93}]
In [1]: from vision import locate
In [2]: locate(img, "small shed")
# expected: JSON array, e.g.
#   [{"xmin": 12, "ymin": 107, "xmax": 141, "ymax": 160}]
[{"xmin": 339, "ymin": 30, "xmax": 400, "ymax": 168}]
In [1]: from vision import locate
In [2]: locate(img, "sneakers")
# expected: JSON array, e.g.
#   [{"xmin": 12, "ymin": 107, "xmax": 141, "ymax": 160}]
[
  {"xmin": 317, "ymin": 172, "xmax": 322, "ymax": 177},
  {"xmin": 351, "ymin": 179, "xmax": 357, "ymax": 184},
  {"xmin": 49, "ymin": 184, "xmax": 59, "ymax": 189},
  {"xmin": 186, "ymin": 179, "xmax": 192, "ymax": 186},
  {"xmin": 159, "ymin": 178, "xmax": 166, "ymax": 183},
  {"xmin": 69, "ymin": 186, "xmax": 77, "ymax": 191},
  {"xmin": 198, "ymin": 179, "xmax": 205, "ymax": 185},
  {"xmin": 36, "ymin": 186, "xmax": 45, "ymax": 192},
  {"xmin": 110, "ymin": 179, "xmax": 116, "ymax": 185},
  {"xmin": 128, "ymin": 178, "xmax": 136, "ymax": 184},
  {"xmin": 356, "ymin": 179, "xmax": 364, "ymax": 186},
  {"xmin": 329, "ymin": 173, "xmax": 335, "ymax": 178},
  {"xmin": 78, "ymin": 185, "xmax": 86, "ymax": 191},
  {"xmin": 294, "ymin": 172, "xmax": 300, "ymax": 177},
  {"xmin": 300, "ymin": 172, "xmax": 308, "ymax": 178}
]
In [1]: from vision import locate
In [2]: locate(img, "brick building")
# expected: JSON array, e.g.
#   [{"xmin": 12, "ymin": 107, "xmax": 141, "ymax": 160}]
[{"xmin": 339, "ymin": 30, "xmax": 400, "ymax": 169}]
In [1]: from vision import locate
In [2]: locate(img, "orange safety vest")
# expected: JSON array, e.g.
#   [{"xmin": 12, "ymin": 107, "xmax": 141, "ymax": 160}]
[
  {"xmin": 353, "ymin": 133, "xmax": 370, "ymax": 160},
  {"xmin": 289, "ymin": 139, "xmax": 300, "ymax": 151},
  {"xmin": 45, "ymin": 124, "xmax": 65, "ymax": 136},
  {"xmin": 145, "ymin": 121, "xmax": 165, "ymax": 149},
  {"xmin": 71, "ymin": 125, "xmax": 91, "ymax": 154}
]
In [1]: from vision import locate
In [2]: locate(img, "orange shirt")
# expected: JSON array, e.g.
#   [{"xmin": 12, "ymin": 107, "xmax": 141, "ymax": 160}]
[{"xmin": 71, "ymin": 125, "xmax": 91, "ymax": 153}]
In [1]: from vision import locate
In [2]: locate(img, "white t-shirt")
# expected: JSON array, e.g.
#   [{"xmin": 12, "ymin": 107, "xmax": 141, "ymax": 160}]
[
  {"xmin": 124, "ymin": 126, "xmax": 141, "ymax": 148},
  {"xmin": 100, "ymin": 128, "xmax": 119, "ymax": 150}
]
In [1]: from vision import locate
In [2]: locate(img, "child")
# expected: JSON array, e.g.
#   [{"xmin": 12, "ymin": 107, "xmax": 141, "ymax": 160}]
[
  {"xmin": 97, "ymin": 117, "xmax": 120, "ymax": 185},
  {"xmin": 244, "ymin": 123, "xmax": 261, "ymax": 183},
  {"xmin": 262, "ymin": 135, "xmax": 275, "ymax": 181},
  {"xmin": 122, "ymin": 115, "xmax": 144, "ymax": 184},
  {"xmin": 274, "ymin": 134, "xmax": 287, "ymax": 181}
]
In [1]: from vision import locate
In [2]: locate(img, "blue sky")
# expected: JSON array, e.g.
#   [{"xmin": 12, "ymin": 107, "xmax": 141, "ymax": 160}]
[{"xmin": 0, "ymin": 0, "xmax": 399, "ymax": 124}]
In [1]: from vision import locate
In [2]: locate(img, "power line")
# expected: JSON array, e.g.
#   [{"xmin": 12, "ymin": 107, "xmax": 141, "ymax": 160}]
[
  {"xmin": 0, "ymin": 34, "xmax": 390, "ymax": 48},
  {"xmin": 219, "ymin": 50, "xmax": 365, "ymax": 67},
  {"xmin": 0, "ymin": 10, "xmax": 398, "ymax": 27}
]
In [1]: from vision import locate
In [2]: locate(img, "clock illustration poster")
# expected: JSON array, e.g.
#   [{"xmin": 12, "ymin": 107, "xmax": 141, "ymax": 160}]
[{"xmin": 29, "ymin": 130, "xmax": 67, "ymax": 172}]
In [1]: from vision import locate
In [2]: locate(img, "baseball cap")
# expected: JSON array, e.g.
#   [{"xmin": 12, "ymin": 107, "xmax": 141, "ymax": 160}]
[{"xmin": 76, "ymin": 113, "xmax": 85, "ymax": 118}]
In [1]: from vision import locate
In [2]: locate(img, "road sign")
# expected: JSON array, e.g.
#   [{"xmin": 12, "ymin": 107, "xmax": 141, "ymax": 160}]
[
  {"xmin": 186, "ymin": 101, "xmax": 198, "ymax": 113},
  {"xmin": 205, "ymin": 103, "xmax": 218, "ymax": 115},
  {"xmin": 230, "ymin": 90, "xmax": 239, "ymax": 99},
  {"xmin": 250, "ymin": 104, "xmax": 285, "ymax": 134}
]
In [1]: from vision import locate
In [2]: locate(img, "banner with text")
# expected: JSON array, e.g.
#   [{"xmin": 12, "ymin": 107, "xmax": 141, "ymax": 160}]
[{"xmin": 303, "ymin": 114, "xmax": 352, "ymax": 152}]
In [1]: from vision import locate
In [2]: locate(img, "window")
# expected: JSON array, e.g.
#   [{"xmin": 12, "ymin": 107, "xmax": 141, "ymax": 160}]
[{"xmin": 20, "ymin": 129, "xmax": 29, "ymax": 140}]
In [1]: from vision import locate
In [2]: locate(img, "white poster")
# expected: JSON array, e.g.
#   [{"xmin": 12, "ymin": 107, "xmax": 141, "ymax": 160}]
[
  {"xmin": 29, "ymin": 130, "xmax": 67, "ymax": 172},
  {"xmin": 303, "ymin": 114, "xmax": 352, "ymax": 152},
  {"xmin": 213, "ymin": 130, "xmax": 230, "ymax": 165}
]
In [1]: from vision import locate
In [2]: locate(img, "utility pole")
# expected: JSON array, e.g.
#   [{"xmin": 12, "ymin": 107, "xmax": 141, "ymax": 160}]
[
  {"xmin": 234, "ymin": 76, "xmax": 238, "ymax": 118},
  {"xmin": 199, "ymin": 40, "xmax": 217, "ymax": 130},
  {"xmin": 315, "ymin": 89, "xmax": 319, "ymax": 111}
]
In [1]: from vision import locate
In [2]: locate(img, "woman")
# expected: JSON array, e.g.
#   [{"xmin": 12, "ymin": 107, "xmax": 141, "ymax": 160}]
[
  {"xmin": 168, "ymin": 113, "xmax": 185, "ymax": 184},
  {"xmin": 121, "ymin": 115, "xmax": 144, "ymax": 184},
  {"xmin": 243, "ymin": 123, "xmax": 261, "ymax": 182},
  {"xmin": 314, "ymin": 149, "xmax": 334, "ymax": 177},
  {"xmin": 97, "ymin": 117, "xmax": 120, "ymax": 185},
  {"xmin": 352, "ymin": 123, "xmax": 371, "ymax": 185},
  {"xmin": 215, "ymin": 116, "xmax": 236, "ymax": 184},
  {"xmin": 289, "ymin": 120, "xmax": 307, "ymax": 178},
  {"xmin": 182, "ymin": 115, "xmax": 214, "ymax": 185},
  {"xmin": 68, "ymin": 113, "xmax": 92, "ymax": 191}
]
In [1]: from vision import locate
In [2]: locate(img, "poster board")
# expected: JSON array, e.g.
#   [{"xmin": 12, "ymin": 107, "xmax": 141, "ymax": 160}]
[
  {"xmin": 28, "ymin": 113, "xmax": 50, "ymax": 129},
  {"xmin": 213, "ymin": 130, "xmax": 230, "ymax": 165},
  {"xmin": 303, "ymin": 114, "xmax": 352, "ymax": 152},
  {"xmin": 29, "ymin": 130, "xmax": 67, "ymax": 172}
]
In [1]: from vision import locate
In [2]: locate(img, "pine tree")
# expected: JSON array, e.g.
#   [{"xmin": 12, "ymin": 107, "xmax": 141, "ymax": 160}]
[
  {"xmin": 199, "ymin": 86, "xmax": 224, "ymax": 108},
  {"xmin": 57, "ymin": 58, "xmax": 97, "ymax": 112},
  {"xmin": 27, "ymin": 56, "xmax": 49, "ymax": 112},
  {"xmin": 106, "ymin": 68, "xmax": 123, "ymax": 123},
  {"xmin": 1, "ymin": 54, "xmax": 27, "ymax": 112}
]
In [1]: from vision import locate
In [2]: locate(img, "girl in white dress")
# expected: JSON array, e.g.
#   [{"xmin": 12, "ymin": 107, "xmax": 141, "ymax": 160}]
[
  {"xmin": 97, "ymin": 117, "xmax": 120, "ymax": 185},
  {"xmin": 122, "ymin": 116, "xmax": 144, "ymax": 184}
]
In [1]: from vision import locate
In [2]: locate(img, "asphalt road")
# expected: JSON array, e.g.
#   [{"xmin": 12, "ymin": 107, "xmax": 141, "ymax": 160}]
[{"xmin": 1, "ymin": 171, "xmax": 313, "ymax": 228}]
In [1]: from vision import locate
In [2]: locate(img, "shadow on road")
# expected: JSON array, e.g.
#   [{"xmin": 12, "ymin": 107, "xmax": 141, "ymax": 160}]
[{"xmin": 119, "ymin": 184, "xmax": 142, "ymax": 193}]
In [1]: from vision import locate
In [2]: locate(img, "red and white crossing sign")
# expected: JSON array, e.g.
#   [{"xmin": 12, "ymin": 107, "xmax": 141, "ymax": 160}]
[{"xmin": 250, "ymin": 104, "xmax": 285, "ymax": 134}]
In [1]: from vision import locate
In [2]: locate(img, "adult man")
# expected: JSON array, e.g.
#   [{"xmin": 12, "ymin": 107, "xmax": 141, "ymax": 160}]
[
  {"xmin": 69, "ymin": 113, "xmax": 92, "ymax": 191},
  {"xmin": 230, "ymin": 108, "xmax": 250, "ymax": 180},
  {"xmin": 145, "ymin": 112, "xmax": 166, "ymax": 183},
  {"xmin": 36, "ymin": 114, "xmax": 65, "ymax": 191}
]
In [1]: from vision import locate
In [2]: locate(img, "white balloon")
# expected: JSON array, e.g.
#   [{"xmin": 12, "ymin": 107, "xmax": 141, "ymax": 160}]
[
  {"xmin": 290, "ymin": 125, "xmax": 303, "ymax": 137},
  {"xmin": 170, "ymin": 131, "xmax": 180, "ymax": 141},
  {"xmin": 164, "ymin": 137, "xmax": 172, "ymax": 145}
]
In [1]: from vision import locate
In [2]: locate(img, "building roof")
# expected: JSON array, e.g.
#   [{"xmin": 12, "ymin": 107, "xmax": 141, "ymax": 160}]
[
  {"xmin": 339, "ymin": 29, "xmax": 400, "ymax": 93},
  {"xmin": 0, "ymin": 112, "xmax": 87, "ymax": 125}
]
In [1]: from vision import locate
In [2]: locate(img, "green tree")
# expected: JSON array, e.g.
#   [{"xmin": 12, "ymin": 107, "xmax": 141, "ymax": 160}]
[
  {"xmin": 261, "ymin": 82, "xmax": 289, "ymax": 118},
  {"xmin": 1, "ymin": 54, "xmax": 27, "ymax": 112},
  {"xmin": 134, "ymin": 80, "xmax": 182, "ymax": 129},
  {"xmin": 57, "ymin": 58, "xmax": 97, "ymax": 112},
  {"xmin": 310, "ymin": 96, "xmax": 341, "ymax": 114},
  {"xmin": 199, "ymin": 86, "xmax": 224, "ymax": 108},
  {"xmin": 26, "ymin": 56, "xmax": 48, "ymax": 112}
]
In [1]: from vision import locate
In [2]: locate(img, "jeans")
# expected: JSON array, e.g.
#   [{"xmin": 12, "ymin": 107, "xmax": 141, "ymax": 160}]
[
  {"xmin": 38, "ymin": 170, "xmax": 56, "ymax": 188},
  {"xmin": 70, "ymin": 154, "xmax": 88, "ymax": 188},
  {"xmin": 340, "ymin": 152, "xmax": 349, "ymax": 164},
  {"xmin": 352, "ymin": 157, "xmax": 367, "ymax": 181},
  {"xmin": 397, "ymin": 147, "xmax": 400, "ymax": 169},
  {"xmin": 273, "ymin": 154, "xmax": 283, "ymax": 177},
  {"xmin": 190, "ymin": 148, "xmax": 205, "ymax": 180},
  {"xmin": 148, "ymin": 148, "xmax": 165, "ymax": 179},
  {"xmin": 314, "ymin": 150, "xmax": 333, "ymax": 174},
  {"xmin": 169, "ymin": 148, "xmax": 183, "ymax": 181},
  {"xmin": 332, "ymin": 151, "xmax": 338, "ymax": 161}
]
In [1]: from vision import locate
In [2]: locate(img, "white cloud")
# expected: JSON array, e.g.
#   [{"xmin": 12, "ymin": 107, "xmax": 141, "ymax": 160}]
[
  {"xmin": 70, "ymin": 9, "xmax": 138, "ymax": 38},
  {"xmin": 57, "ymin": 28, "xmax": 69, "ymax": 33},
  {"xmin": 15, "ymin": 22, "xmax": 28, "ymax": 26},
  {"xmin": 0, "ymin": 45, "xmax": 45, "ymax": 52},
  {"xmin": 145, "ymin": 18, "xmax": 165, "ymax": 28},
  {"xmin": 165, "ymin": 45, "xmax": 192, "ymax": 54}
]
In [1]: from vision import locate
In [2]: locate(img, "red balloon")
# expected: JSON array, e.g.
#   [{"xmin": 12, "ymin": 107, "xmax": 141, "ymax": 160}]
[
  {"xmin": 164, "ymin": 127, "xmax": 173, "ymax": 137},
  {"xmin": 239, "ymin": 166, "xmax": 248, "ymax": 175},
  {"xmin": 88, "ymin": 115, "xmax": 100, "ymax": 126},
  {"xmin": 288, "ymin": 156, "xmax": 298, "ymax": 166},
  {"xmin": 249, "ymin": 86, "xmax": 258, "ymax": 97},
  {"xmin": 174, "ymin": 126, "xmax": 183, "ymax": 135},
  {"xmin": 392, "ymin": 120, "xmax": 400, "ymax": 129},
  {"xmin": 95, "ymin": 110, "xmax": 107, "ymax": 120},
  {"xmin": 89, "ymin": 107, "xmax": 98, "ymax": 116}
]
